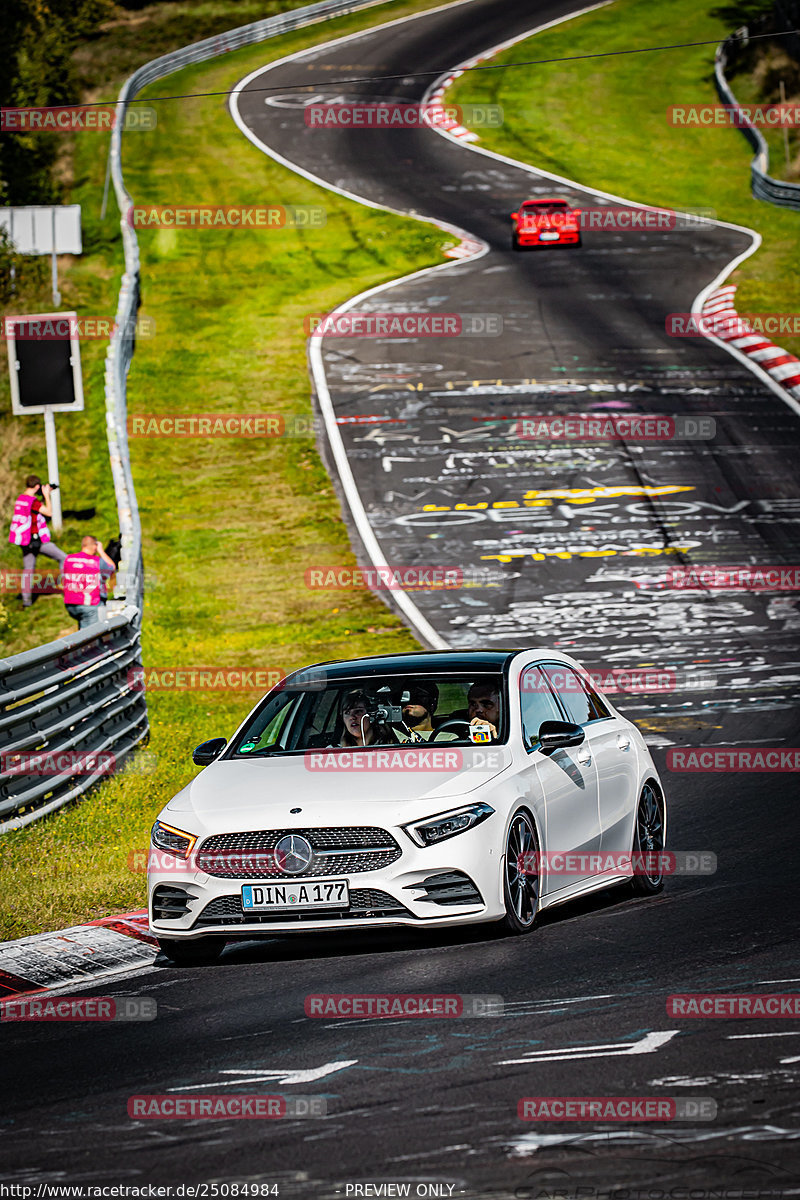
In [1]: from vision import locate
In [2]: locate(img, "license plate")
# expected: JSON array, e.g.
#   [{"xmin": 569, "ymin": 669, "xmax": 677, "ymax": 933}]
[
  {"xmin": 241, "ymin": 880, "xmax": 349, "ymax": 911},
  {"xmin": 539, "ymin": 231, "xmax": 560, "ymax": 241}
]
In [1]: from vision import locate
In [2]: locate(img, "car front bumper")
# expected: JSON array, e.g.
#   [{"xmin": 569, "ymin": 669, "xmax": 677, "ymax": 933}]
[{"xmin": 148, "ymin": 829, "xmax": 505, "ymax": 940}]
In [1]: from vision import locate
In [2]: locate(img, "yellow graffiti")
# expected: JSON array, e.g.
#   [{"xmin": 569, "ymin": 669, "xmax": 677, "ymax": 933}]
[
  {"xmin": 481, "ymin": 545, "xmax": 697, "ymax": 563},
  {"xmin": 523, "ymin": 485, "xmax": 693, "ymax": 501},
  {"xmin": 423, "ymin": 484, "xmax": 693, "ymax": 513}
]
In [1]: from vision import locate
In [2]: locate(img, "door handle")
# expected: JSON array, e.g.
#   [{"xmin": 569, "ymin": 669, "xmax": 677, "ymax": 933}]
[
  {"xmin": 577, "ymin": 749, "xmax": 592, "ymax": 765},
  {"xmin": 617, "ymin": 733, "xmax": 631, "ymax": 751}
]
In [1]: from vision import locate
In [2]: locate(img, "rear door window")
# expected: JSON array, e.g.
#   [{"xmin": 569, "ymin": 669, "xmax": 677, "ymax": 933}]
[{"xmin": 541, "ymin": 663, "xmax": 609, "ymax": 726}]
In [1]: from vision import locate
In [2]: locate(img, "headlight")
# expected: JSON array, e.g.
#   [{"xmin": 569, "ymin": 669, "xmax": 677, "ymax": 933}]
[
  {"xmin": 151, "ymin": 820, "xmax": 197, "ymax": 858},
  {"xmin": 402, "ymin": 802, "xmax": 494, "ymax": 848}
]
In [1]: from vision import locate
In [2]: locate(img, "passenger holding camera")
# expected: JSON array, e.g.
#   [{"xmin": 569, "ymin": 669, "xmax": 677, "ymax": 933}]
[
  {"xmin": 7, "ymin": 474, "xmax": 67, "ymax": 608},
  {"xmin": 338, "ymin": 689, "xmax": 396, "ymax": 747}
]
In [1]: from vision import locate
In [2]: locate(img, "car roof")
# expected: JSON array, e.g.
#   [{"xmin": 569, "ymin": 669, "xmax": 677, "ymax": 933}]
[
  {"xmin": 288, "ymin": 650, "xmax": 519, "ymax": 682},
  {"xmin": 285, "ymin": 649, "xmax": 579, "ymax": 684},
  {"xmin": 520, "ymin": 198, "xmax": 569, "ymax": 206}
]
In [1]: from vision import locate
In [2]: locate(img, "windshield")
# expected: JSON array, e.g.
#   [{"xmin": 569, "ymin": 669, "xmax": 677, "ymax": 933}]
[
  {"xmin": 521, "ymin": 203, "xmax": 567, "ymax": 215},
  {"xmin": 228, "ymin": 673, "xmax": 507, "ymax": 757}
]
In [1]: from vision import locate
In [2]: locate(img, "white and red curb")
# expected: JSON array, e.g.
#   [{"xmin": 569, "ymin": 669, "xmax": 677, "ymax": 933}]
[
  {"xmin": 0, "ymin": 910, "xmax": 156, "ymax": 998},
  {"xmin": 701, "ymin": 285, "xmax": 800, "ymax": 396},
  {"xmin": 427, "ymin": 69, "xmax": 480, "ymax": 143}
]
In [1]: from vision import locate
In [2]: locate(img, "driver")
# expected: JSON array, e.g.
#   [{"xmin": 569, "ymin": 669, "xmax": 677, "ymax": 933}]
[
  {"xmin": 396, "ymin": 680, "xmax": 457, "ymax": 743},
  {"xmin": 467, "ymin": 682, "xmax": 501, "ymax": 741}
]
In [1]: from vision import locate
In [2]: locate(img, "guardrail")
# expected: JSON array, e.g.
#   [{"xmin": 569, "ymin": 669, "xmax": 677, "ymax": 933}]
[
  {"xmin": 715, "ymin": 32, "xmax": 800, "ymax": 211},
  {"xmin": 1, "ymin": 0, "xmax": 395, "ymax": 833},
  {"xmin": 0, "ymin": 611, "xmax": 148, "ymax": 832}
]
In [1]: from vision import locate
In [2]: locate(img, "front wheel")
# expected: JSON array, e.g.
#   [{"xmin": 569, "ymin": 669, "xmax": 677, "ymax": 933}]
[
  {"xmin": 158, "ymin": 936, "xmax": 226, "ymax": 966},
  {"xmin": 499, "ymin": 810, "xmax": 540, "ymax": 934},
  {"xmin": 630, "ymin": 783, "xmax": 666, "ymax": 895}
]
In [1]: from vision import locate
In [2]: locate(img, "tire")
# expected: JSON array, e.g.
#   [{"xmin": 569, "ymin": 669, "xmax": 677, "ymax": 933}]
[
  {"xmin": 499, "ymin": 810, "xmax": 540, "ymax": 934},
  {"xmin": 511, "ymin": 235, "xmax": 522, "ymax": 251},
  {"xmin": 158, "ymin": 936, "xmax": 226, "ymax": 966},
  {"xmin": 630, "ymin": 783, "xmax": 666, "ymax": 895}
]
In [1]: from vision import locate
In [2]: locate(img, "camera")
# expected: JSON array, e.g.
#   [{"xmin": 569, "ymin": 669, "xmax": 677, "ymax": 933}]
[
  {"xmin": 372, "ymin": 686, "xmax": 408, "ymax": 726},
  {"xmin": 37, "ymin": 482, "xmax": 59, "ymax": 491}
]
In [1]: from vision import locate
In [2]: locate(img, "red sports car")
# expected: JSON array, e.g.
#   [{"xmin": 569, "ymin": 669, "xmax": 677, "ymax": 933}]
[{"xmin": 510, "ymin": 198, "xmax": 582, "ymax": 250}]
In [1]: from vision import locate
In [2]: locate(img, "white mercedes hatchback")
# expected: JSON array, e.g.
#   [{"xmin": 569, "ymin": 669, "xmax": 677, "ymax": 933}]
[{"xmin": 148, "ymin": 649, "xmax": 667, "ymax": 964}]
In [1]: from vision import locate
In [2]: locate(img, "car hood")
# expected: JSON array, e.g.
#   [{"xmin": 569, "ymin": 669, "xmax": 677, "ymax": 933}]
[{"xmin": 161, "ymin": 751, "xmax": 512, "ymax": 835}]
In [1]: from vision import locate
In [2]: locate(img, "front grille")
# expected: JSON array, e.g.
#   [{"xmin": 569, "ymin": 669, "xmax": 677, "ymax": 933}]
[
  {"xmin": 196, "ymin": 827, "xmax": 402, "ymax": 879},
  {"xmin": 405, "ymin": 871, "xmax": 483, "ymax": 907},
  {"xmin": 152, "ymin": 885, "xmax": 194, "ymax": 921},
  {"xmin": 193, "ymin": 888, "xmax": 412, "ymax": 926}
]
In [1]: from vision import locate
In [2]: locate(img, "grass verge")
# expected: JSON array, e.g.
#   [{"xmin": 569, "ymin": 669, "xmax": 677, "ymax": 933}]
[
  {"xmin": 0, "ymin": 0, "xmax": 459, "ymax": 940},
  {"xmin": 447, "ymin": 0, "xmax": 800, "ymax": 355}
]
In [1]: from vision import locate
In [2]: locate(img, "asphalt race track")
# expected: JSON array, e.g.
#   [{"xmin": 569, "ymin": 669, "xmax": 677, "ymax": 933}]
[{"xmin": 2, "ymin": 0, "xmax": 799, "ymax": 1193}]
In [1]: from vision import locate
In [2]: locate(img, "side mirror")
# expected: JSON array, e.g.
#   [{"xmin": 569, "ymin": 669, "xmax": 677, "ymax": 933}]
[
  {"xmin": 538, "ymin": 720, "xmax": 585, "ymax": 752},
  {"xmin": 192, "ymin": 737, "xmax": 227, "ymax": 766},
  {"xmin": 510, "ymin": 211, "xmax": 518, "ymax": 220}
]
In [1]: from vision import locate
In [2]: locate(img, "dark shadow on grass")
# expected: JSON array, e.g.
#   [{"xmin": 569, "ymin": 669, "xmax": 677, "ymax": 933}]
[{"xmin": 61, "ymin": 507, "xmax": 97, "ymax": 521}]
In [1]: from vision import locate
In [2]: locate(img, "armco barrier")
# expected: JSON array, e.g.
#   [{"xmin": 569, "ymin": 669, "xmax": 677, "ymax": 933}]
[
  {"xmin": 0, "ymin": 0, "xmax": 395, "ymax": 834},
  {"xmin": 715, "ymin": 31, "xmax": 800, "ymax": 212},
  {"xmin": 0, "ymin": 611, "xmax": 148, "ymax": 833}
]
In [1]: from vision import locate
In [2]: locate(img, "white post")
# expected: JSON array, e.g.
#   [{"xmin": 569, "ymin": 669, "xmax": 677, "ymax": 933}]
[
  {"xmin": 780, "ymin": 81, "xmax": 790, "ymax": 171},
  {"xmin": 100, "ymin": 145, "xmax": 112, "ymax": 220},
  {"xmin": 51, "ymin": 208, "xmax": 61, "ymax": 307},
  {"xmin": 43, "ymin": 410, "xmax": 63, "ymax": 534}
]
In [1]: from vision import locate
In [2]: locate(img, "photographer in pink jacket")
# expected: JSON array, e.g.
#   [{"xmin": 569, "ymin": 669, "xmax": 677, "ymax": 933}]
[{"xmin": 8, "ymin": 474, "xmax": 67, "ymax": 607}]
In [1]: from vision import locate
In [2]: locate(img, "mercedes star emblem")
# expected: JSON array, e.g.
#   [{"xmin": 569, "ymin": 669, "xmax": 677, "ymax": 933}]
[{"xmin": 274, "ymin": 834, "xmax": 313, "ymax": 876}]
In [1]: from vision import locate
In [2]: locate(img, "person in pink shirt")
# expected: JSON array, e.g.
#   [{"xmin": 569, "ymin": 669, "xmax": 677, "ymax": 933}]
[
  {"xmin": 61, "ymin": 536, "xmax": 116, "ymax": 629},
  {"xmin": 7, "ymin": 474, "xmax": 67, "ymax": 607}
]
